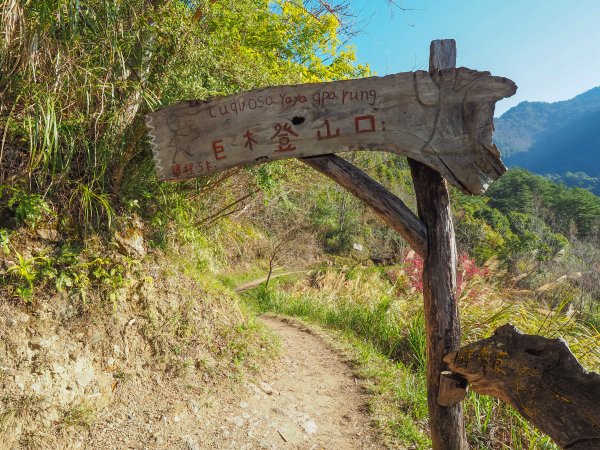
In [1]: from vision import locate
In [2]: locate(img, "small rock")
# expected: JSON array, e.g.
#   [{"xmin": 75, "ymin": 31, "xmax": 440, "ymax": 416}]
[
  {"xmin": 114, "ymin": 226, "xmax": 146, "ymax": 258},
  {"xmin": 246, "ymin": 382, "xmax": 263, "ymax": 396},
  {"xmin": 227, "ymin": 416, "xmax": 244, "ymax": 427},
  {"xmin": 188, "ymin": 400, "xmax": 200, "ymax": 415},
  {"xmin": 36, "ymin": 228, "xmax": 60, "ymax": 242},
  {"xmin": 259, "ymin": 381, "xmax": 274, "ymax": 395},
  {"xmin": 184, "ymin": 436, "xmax": 200, "ymax": 450},
  {"xmin": 239, "ymin": 401, "xmax": 249, "ymax": 409},
  {"xmin": 173, "ymin": 415, "xmax": 182, "ymax": 423},
  {"xmin": 29, "ymin": 339, "xmax": 43, "ymax": 351},
  {"xmin": 303, "ymin": 420, "xmax": 317, "ymax": 434},
  {"xmin": 69, "ymin": 350, "xmax": 81, "ymax": 361},
  {"xmin": 19, "ymin": 313, "xmax": 30, "ymax": 323},
  {"xmin": 74, "ymin": 357, "xmax": 94, "ymax": 387}
]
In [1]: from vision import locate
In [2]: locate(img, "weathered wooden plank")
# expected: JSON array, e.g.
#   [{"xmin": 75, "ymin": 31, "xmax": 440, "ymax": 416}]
[
  {"xmin": 410, "ymin": 39, "xmax": 468, "ymax": 450},
  {"xmin": 146, "ymin": 68, "xmax": 516, "ymax": 194},
  {"xmin": 444, "ymin": 324, "xmax": 600, "ymax": 450},
  {"xmin": 301, "ymin": 154, "xmax": 427, "ymax": 257}
]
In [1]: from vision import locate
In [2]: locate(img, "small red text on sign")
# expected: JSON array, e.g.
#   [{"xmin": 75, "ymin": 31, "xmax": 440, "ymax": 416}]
[
  {"xmin": 196, "ymin": 160, "xmax": 214, "ymax": 173},
  {"xmin": 171, "ymin": 163, "xmax": 181, "ymax": 178}
]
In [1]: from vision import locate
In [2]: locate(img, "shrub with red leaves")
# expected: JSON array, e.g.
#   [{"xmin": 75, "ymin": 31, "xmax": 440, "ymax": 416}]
[{"xmin": 399, "ymin": 250, "xmax": 490, "ymax": 297}]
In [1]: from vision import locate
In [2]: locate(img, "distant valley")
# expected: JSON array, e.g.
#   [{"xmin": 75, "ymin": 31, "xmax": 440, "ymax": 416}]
[{"xmin": 494, "ymin": 86, "xmax": 600, "ymax": 194}]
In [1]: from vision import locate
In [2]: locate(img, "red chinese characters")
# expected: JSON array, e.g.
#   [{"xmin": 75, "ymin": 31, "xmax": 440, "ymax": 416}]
[
  {"xmin": 243, "ymin": 130, "xmax": 258, "ymax": 151},
  {"xmin": 317, "ymin": 119, "xmax": 340, "ymax": 141},
  {"xmin": 171, "ymin": 163, "xmax": 181, "ymax": 178},
  {"xmin": 196, "ymin": 160, "xmax": 214, "ymax": 174},
  {"xmin": 271, "ymin": 123, "xmax": 298, "ymax": 152},
  {"xmin": 212, "ymin": 139, "xmax": 226, "ymax": 160},
  {"xmin": 354, "ymin": 115, "xmax": 376, "ymax": 134},
  {"xmin": 170, "ymin": 162, "xmax": 196, "ymax": 178}
]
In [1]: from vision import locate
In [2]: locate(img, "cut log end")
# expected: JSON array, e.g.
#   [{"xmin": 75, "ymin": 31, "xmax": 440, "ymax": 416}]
[
  {"xmin": 437, "ymin": 371, "xmax": 468, "ymax": 407},
  {"xmin": 445, "ymin": 324, "xmax": 600, "ymax": 449}
]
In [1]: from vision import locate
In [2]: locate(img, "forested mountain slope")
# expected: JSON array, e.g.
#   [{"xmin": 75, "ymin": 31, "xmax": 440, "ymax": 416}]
[
  {"xmin": 494, "ymin": 87, "xmax": 600, "ymax": 193},
  {"xmin": 494, "ymin": 86, "xmax": 600, "ymax": 157},
  {"xmin": 508, "ymin": 109, "xmax": 600, "ymax": 186}
]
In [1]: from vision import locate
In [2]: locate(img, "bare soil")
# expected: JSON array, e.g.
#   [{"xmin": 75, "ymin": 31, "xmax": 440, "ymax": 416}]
[{"xmin": 83, "ymin": 315, "xmax": 384, "ymax": 449}]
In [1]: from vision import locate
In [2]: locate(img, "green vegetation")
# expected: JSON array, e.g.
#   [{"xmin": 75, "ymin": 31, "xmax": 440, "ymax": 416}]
[
  {"xmin": 243, "ymin": 264, "xmax": 598, "ymax": 449},
  {"xmin": 454, "ymin": 168, "xmax": 600, "ymax": 326},
  {"xmin": 0, "ymin": 0, "xmax": 366, "ymax": 236},
  {"xmin": 1, "ymin": 1, "xmax": 600, "ymax": 448}
]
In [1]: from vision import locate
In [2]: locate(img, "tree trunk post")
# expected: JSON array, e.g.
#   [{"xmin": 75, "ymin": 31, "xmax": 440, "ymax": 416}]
[{"xmin": 409, "ymin": 39, "xmax": 468, "ymax": 450}]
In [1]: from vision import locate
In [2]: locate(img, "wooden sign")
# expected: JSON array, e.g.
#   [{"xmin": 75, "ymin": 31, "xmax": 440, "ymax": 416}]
[{"xmin": 146, "ymin": 68, "xmax": 516, "ymax": 194}]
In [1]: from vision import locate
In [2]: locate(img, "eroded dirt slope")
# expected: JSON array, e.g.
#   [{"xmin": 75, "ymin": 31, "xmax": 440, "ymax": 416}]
[{"xmin": 83, "ymin": 315, "xmax": 384, "ymax": 449}]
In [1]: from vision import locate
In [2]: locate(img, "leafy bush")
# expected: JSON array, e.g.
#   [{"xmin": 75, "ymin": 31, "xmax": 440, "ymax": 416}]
[{"xmin": 0, "ymin": 185, "xmax": 53, "ymax": 229}]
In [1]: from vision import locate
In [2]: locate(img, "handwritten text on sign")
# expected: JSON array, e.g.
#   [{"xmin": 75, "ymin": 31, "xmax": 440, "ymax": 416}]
[{"xmin": 146, "ymin": 69, "xmax": 516, "ymax": 194}]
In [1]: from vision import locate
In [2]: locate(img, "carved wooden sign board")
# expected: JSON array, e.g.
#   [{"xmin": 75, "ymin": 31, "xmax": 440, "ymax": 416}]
[{"xmin": 146, "ymin": 68, "xmax": 516, "ymax": 195}]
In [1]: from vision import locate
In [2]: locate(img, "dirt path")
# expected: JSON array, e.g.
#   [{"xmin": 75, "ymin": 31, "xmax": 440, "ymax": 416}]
[{"xmin": 83, "ymin": 315, "xmax": 384, "ymax": 449}]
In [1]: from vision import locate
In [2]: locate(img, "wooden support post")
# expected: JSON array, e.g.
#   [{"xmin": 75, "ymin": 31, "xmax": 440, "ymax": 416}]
[{"xmin": 408, "ymin": 39, "xmax": 468, "ymax": 450}]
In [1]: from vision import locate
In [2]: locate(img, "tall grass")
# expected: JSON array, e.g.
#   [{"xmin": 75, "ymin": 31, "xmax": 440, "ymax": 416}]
[{"xmin": 244, "ymin": 264, "xmax": 599, "ymax": 449}]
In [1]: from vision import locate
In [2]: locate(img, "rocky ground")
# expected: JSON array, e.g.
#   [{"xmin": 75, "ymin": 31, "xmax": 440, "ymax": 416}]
[{"xmin": 82, "ymin": 315, "xmax": 384, "ymax": 450}]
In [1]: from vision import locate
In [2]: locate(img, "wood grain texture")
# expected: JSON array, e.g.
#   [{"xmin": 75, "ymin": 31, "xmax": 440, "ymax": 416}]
[
  {"xmin": 430, "ymin": 40, "xmax": 457, "ymax": 73},
  {"xmin": 444, "ymin": 324, "xmax": 600, "ymax": 450},
  {"xmin": 301, "ymin": 154, "xmax": 427, "ymax": 257},
  {"xmin": 146, "ymin": 68, "xmax": 516, "ymax": 194},
  {"xmin": 410, "ymin": 159, "xmax": 467, "ymax": 450},
  {"xmin": 437, "ymin": 371, "xmax": 468, "ymax": 407},
  {"xmin": 409, "ymin": 39, "xmax": 468, "ymax": 450}
]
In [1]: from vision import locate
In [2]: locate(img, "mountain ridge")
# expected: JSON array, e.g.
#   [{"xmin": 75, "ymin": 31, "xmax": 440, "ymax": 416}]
[
  {"xmin": 494, "ymin": 86, "xmax": 600, "ymax": 194},
  {"xmin": 494, "ymin": 86, "xmax": 600, "ymax": 157}
]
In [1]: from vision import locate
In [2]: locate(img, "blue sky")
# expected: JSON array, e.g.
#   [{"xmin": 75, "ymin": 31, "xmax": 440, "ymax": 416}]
[{"xmin": 349, "ymin": 0, "xmax": 600, "ymax": 116}]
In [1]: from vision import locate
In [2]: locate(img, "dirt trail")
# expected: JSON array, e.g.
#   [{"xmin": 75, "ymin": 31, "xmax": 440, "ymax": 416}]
[{"xmin": 83, "ymin": 315, "xmax": 384, "ymax": 449}]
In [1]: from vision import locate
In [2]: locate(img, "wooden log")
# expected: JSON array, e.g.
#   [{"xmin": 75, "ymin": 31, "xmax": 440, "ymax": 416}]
[
  {"xmin": 146, "ymin": 67, "xmax": 515, "ymax": 194},
  {"xmin": 438, "ymin": 371, "xmax": 468, "ymax": 407},
  {"xmin": 301, "ymin": 154, "xmax": 427, "ymax": 257},
  {"xmin": 444, "ymin": 324, "xmax": 600, "ymax": 450},
  {"xmin": 409, "ymin": 39, "xmax": 468, "ymax": 450}
]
